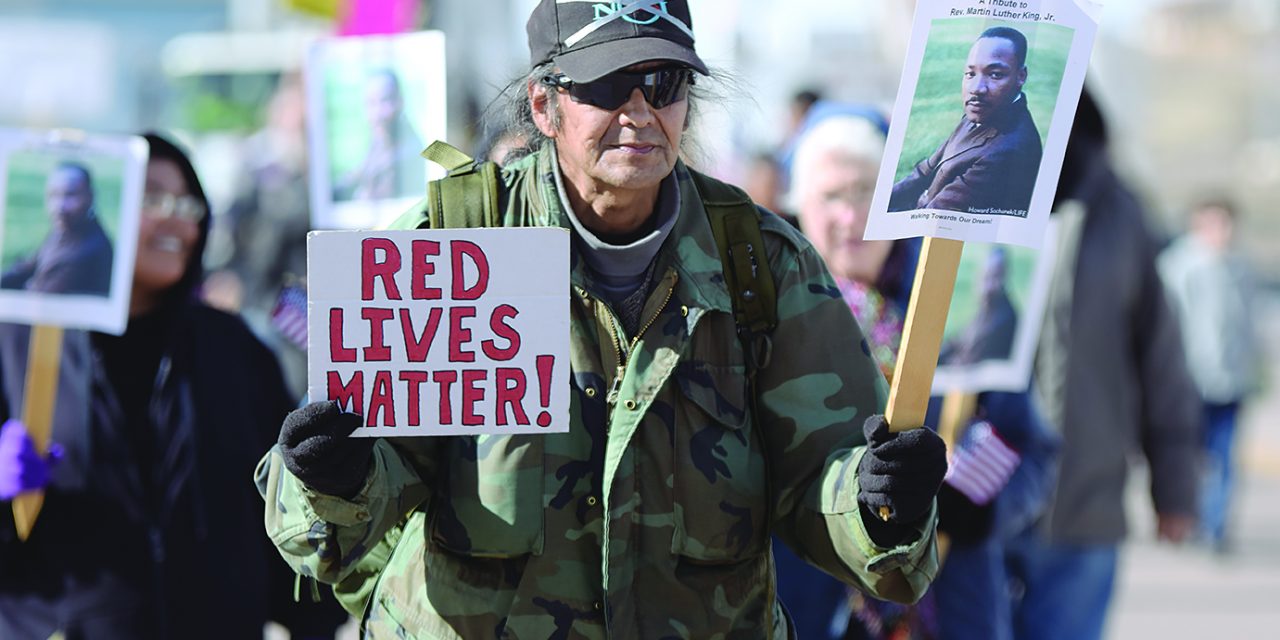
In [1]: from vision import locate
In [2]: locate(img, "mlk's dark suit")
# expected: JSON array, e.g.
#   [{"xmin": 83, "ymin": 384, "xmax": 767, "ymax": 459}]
[
  {"xmin": 0, "ymin": 217, "xmax": 113, "ymax": 296},
  {"xmin": 889, "ymin": 93, "xmax": 1042, "ymax": 215}
]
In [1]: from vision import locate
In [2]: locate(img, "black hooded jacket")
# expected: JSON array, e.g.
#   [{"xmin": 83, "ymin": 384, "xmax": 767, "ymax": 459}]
[{"xmin": 0, "ymin": 134, "xmax": 346, "ymax": 638}]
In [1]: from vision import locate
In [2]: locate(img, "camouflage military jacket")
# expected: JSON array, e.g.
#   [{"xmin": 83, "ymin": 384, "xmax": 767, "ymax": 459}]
[{"xmin": 257, "ymin": 143, "xmax": 938, "ymax": 639}]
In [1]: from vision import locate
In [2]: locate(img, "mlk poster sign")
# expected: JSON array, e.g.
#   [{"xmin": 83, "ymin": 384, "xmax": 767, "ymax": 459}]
[{"xmin": 307, "ymin": 228, "xmax": 570, "ymax": 436}]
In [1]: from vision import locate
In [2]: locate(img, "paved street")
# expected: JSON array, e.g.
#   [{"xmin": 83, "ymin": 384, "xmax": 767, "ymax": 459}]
[{"xmin": 1109, "ymin": 292, "xmax": 1280, "ymax": 639}]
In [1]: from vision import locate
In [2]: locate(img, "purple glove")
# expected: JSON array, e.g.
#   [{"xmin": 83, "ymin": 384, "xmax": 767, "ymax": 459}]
[{"xmin": 0, "ymin": 419, "xmax": 63, "ymax": 500}]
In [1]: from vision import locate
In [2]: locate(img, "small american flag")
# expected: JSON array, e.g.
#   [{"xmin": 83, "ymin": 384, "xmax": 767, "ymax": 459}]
[
  {"xmin": 943, "ymin": 421, "xmax": 1021, "ymax": 505},
  {"xmin": 271, "ymin": 284, "xmax": 309, "ymax": 350}
]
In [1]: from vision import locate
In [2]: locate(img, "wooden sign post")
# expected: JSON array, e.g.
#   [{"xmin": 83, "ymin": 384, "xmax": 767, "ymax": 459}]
[
  {"xmin": 13, "ymin": 325, "xmax": 63, "ymax": 541},
  {"xmin": 884, "ymin": 237, "xmax": 964, "ymax": 432},
  {"xmin": 0, "ymin": 128, "xmax": 147, "ymax": 540},
  {"xmin": 875, "ymin": 237, "xmax": 965, "ymax": 521}
]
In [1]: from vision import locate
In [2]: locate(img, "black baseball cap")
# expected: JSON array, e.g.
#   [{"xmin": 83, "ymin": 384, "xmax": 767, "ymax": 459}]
[{"xmin": 527, "ymin": 0, "xmax": 708, "ymax": 82}]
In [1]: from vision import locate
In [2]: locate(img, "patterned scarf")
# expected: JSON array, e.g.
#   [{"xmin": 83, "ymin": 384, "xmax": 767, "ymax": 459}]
[{"xmin": 836, "ymin": 277, "xmax": 905, "ymax": 382}]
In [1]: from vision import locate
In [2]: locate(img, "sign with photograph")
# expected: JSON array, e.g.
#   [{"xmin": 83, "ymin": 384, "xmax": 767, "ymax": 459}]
[
  {"xmin": 864, "ymin": 0, "xmax": 1102, "ymax": 248},
  {"xmin": 0, "ymin": 128, "xmax": 145, "ymax": 335},
  {"xmin": 931, "ymin": 220, "xmax": 1058, "ymax": 393},
  {"xmin": 307, "ymin": 228, "xmax": 571, "ymax": 436},
  {"xmin": 306, "ymin": 30, "xmax": 447, "ymax": 230}
]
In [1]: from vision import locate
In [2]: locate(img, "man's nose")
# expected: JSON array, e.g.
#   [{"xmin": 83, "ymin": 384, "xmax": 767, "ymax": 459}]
[{"xmin": 618, "ymin": 88, "xmax": 655, "ymax": 127}]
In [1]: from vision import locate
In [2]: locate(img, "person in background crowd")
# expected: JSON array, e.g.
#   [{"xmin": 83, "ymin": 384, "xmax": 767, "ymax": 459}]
[
  {"xmin": 256, "ymin": 1, "xmax": 949, "ymax": 637},
  {"xmin": 743, "ymin": 150, "xmax": 786, "ymax": 216},
  {"xmin": 780, "ymin": 106, "xmax": 1058, "ymax": 640},
  {"xmin": 1, "ymin": 162, "xmax": 114, "ymax": 297},
  {"xmin": 0, "ymin": 133, "xmax": 347, "ymax": 639},
  {"xmin": 1006, "ymin": 87, "xmax": 1201, "ymax": 640},
  {"xmin": 1158, "ymin": 197, "xmax": 1260, "ymax": 553},
  {"xmin": 206, "ymin": 75, "xmax": 313, "ymax": 398}
]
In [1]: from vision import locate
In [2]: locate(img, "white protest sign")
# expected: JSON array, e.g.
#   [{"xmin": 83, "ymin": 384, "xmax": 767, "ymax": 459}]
[
  {"xmin": 0, "ymin": 127, "xmax": 145, "ymax": 335},
  {"xmin": 864, "ymin": 0, "xmax": 1102, "ymax": 248},
  {"xmin": 931, "ymin": 218, "xmax": 1058, "ymax": 393},
  {"xmin": 305, "ymin": 30, "xmax": 447, "ymax": 231},
  {"xmin": 307, "ymin": 228, "xmax": 570, "ymax": 436}
]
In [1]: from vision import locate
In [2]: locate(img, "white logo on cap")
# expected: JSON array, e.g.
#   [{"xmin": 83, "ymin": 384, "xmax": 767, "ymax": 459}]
[
  {"xmin": 593, "ymin": 1, "xmax": 666, "ymax": 25},
  {"xmin": 558, "ymin": 0, "xmax": 694, "ymax": 47}
]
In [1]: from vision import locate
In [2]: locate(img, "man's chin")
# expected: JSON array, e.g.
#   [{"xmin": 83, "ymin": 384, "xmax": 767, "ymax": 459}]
[{"xmin": 596, "ymin": 161, "xmax": 672, "ymax": 191}]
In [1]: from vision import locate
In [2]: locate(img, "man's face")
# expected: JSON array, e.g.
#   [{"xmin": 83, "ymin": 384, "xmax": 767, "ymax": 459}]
[
  {"xmin": 796, "ymin": 150, "xmax": 892, "ymax": 284},
  {"xmin": 45, "ymin": 166, "xmax": 93, "ymax": 232},
  {"xmin": 963, "ymin": 37, "xmax": 1026, "ymax": 124},
  {"xmin": 536, "ymin": 62, "xmax": 688, "ymax": 198},
  {"xmin": 981, "ymin": 249, "xmax": 1008, "ymax": 298},
  {"xmin": 365, "ymin": 74, "xmax": 402, "ymax": 130}
]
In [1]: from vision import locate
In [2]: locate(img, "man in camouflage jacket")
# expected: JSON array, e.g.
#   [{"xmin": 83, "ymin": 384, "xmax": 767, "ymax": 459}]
[{"xmin": 257, "ymin": 1, "xmax": 946, "ymax": 637}]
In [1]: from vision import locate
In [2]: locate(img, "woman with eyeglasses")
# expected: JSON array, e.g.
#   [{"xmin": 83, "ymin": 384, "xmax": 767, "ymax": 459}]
[{"xmin": 0, "ymin": 133, "xmax": 346, "ymax": 639}]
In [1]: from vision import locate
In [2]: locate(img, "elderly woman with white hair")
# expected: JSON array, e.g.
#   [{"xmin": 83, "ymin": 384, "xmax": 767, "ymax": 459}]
[{"xmin": 774, "ymin": 106, "xmax": 1059, "ymax": 640}]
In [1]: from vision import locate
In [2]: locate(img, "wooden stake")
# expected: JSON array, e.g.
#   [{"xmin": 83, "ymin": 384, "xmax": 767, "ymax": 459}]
[
  {"xmin": 13, "ymin": 325, "xmax": 63, "ymax": 541},
  {"xmin": 938, "ymin": 391, "xmax": 979, "ymax": 452},
  {"xmin": 885, "ymin": 237, "xmax": 964, "ymax": 431},
  {"xmin": 878, "ymin": 237, "xmax": 964, "ymax": 520}
]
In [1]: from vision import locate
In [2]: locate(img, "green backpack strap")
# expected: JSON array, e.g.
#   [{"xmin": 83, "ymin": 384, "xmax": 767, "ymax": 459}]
[
  {"xmin": 690, "ymin": 168, "xmax": 780, "ymax": 635},
  {"xmin": 389, "ymin": 141, "xmax": 501, "ymax": 230},
  {"xmin": 691, "ymin": 170, "xmax": 778, "ymax": 369}
]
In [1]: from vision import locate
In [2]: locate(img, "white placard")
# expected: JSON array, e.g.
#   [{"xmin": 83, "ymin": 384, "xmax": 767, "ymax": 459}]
[
  {"xmin": 306, "ymin": 31, "xmax": 447, "ymax": 231},
  {"xmin": 864, "ymin": 0, "xmax": 1102, "ymax": 248},
  {"xmin": 0, "ymin": 128, "xmax": 145, "ymax": 335},
  {"xmin": 931, "ymin": 219, "xmax": 1058, "ymax": 393},
  {"xmin": 307, "ymin": 228, "xmax": 571, "ymax": 436}
]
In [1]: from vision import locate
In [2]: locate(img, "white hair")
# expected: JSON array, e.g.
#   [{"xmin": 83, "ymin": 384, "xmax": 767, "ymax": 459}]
[{"xmin": 787, "ymin": 116, "xmax": 887, "ymax": 212}]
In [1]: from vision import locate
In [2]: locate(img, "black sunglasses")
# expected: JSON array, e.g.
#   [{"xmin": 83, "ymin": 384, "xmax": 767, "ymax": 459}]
[{"xmin": 541, "ymin": 68, "xmax": 695, "ymax": 111}]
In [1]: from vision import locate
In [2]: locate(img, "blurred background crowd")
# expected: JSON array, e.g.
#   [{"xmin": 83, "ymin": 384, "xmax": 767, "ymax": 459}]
[{"xmin": 0, "ymin": 0, "xmax": 1277, "ymax": 638}]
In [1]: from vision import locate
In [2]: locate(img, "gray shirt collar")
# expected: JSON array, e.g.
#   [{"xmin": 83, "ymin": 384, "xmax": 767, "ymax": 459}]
[{"xmin": 553, "ymin": 154, "xmax": 681, "ymax": 285}]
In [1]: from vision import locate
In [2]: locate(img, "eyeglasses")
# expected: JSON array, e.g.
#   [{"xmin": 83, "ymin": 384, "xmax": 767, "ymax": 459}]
[
  {"xmin": 540, "ymin": 67, "xmax": 695, "ymax": 111},
  {"xmin": 142, "ymin": 192, "xmax": 206, "ymax": 222}
]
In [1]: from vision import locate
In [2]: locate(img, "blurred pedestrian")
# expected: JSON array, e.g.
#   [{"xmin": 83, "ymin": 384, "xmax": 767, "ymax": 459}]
[
  {"xmin": 1, "ymin": 162, "xmax": 113, "ymax": 296},
  {"xmin": 0, "ymin": 133, "xmax": 346, "ymax": 639},
  {"xmin": 1158, "ymin": 197, "xmax": 1260, "ymax": 553},
  {"xmin": 1006, "ymin": 88, "xmax": 1201, "ymax": 640},
  {"xmin": 743, "ymin": 151, "xmax": 785, "ymax": 216},
  {"xmin": 780, "ymin": 109, "xmax": 1058, "ymax": 640},
  {"xmin": 208, "ymin": 75, "xmax": 313, "ymax": 398}
]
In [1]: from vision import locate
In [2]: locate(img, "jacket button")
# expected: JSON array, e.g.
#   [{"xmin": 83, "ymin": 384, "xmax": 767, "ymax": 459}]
[
  {"xmin": 593, "ymin": 601, "xmax": 604, "ymax": 611},
  {"xmin": 586, "ymin": 496, "xmax": 598, "ymax": 507},
  {"xmin": 585, "ymin": 387, "xmax": 597, "ymax": 398},
  {"xmin": 680, "ymin": 305, "xmax": 689, "ymax": 317},
  {"xmin": 624, "ymin": 399, "xmax": 637, "ymax": 411}
]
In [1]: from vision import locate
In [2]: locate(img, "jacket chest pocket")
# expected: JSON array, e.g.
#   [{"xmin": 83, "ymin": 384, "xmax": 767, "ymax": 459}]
[
  {"xmin": 670, "ymin": 358, "xmax": 769, "ymax": 563},
  {"xmin": 430, "ymin": 435, "xmax": 545, "ymax": 557}
]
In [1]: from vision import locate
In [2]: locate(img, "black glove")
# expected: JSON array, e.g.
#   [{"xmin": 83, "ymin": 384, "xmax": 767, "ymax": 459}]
[
  {"xmin": 278, "ymin": 401, "xmax": 375, "ymax": 499},
  {"xmin": 936, "ymin": 482, "xmax": 995, "ymax": 546},
  {"xmin": 856, "ymin": 415, "xmax": 948, "ymax": 547}
]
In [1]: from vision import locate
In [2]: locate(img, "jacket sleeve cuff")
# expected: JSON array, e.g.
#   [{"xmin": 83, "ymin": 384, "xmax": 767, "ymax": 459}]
[{"xmin": 817, "ymin": 447, "xmax": 940, "ymax": 602}]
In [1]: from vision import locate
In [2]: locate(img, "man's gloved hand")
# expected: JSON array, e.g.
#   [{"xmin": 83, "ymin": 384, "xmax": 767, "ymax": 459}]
[
  {"xmin": 856, "ymin": 415, "xmax": 948, "ymax": 548},
  {"xmin": 0, "ymin": 419, "xmax": 63, "ymax": 500},
  {"xmin": 278, "ymin": 401, "xmax": 375, "ymax": 499},
  {"xmin": 936, "ymin": 483, "xmax": 995, "ymax": 546}
]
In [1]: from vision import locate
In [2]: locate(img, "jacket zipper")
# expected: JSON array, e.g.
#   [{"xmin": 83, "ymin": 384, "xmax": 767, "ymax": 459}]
[{"xmin": 605, "ymin": 273, "xmax": 678, "ymax": 405}]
